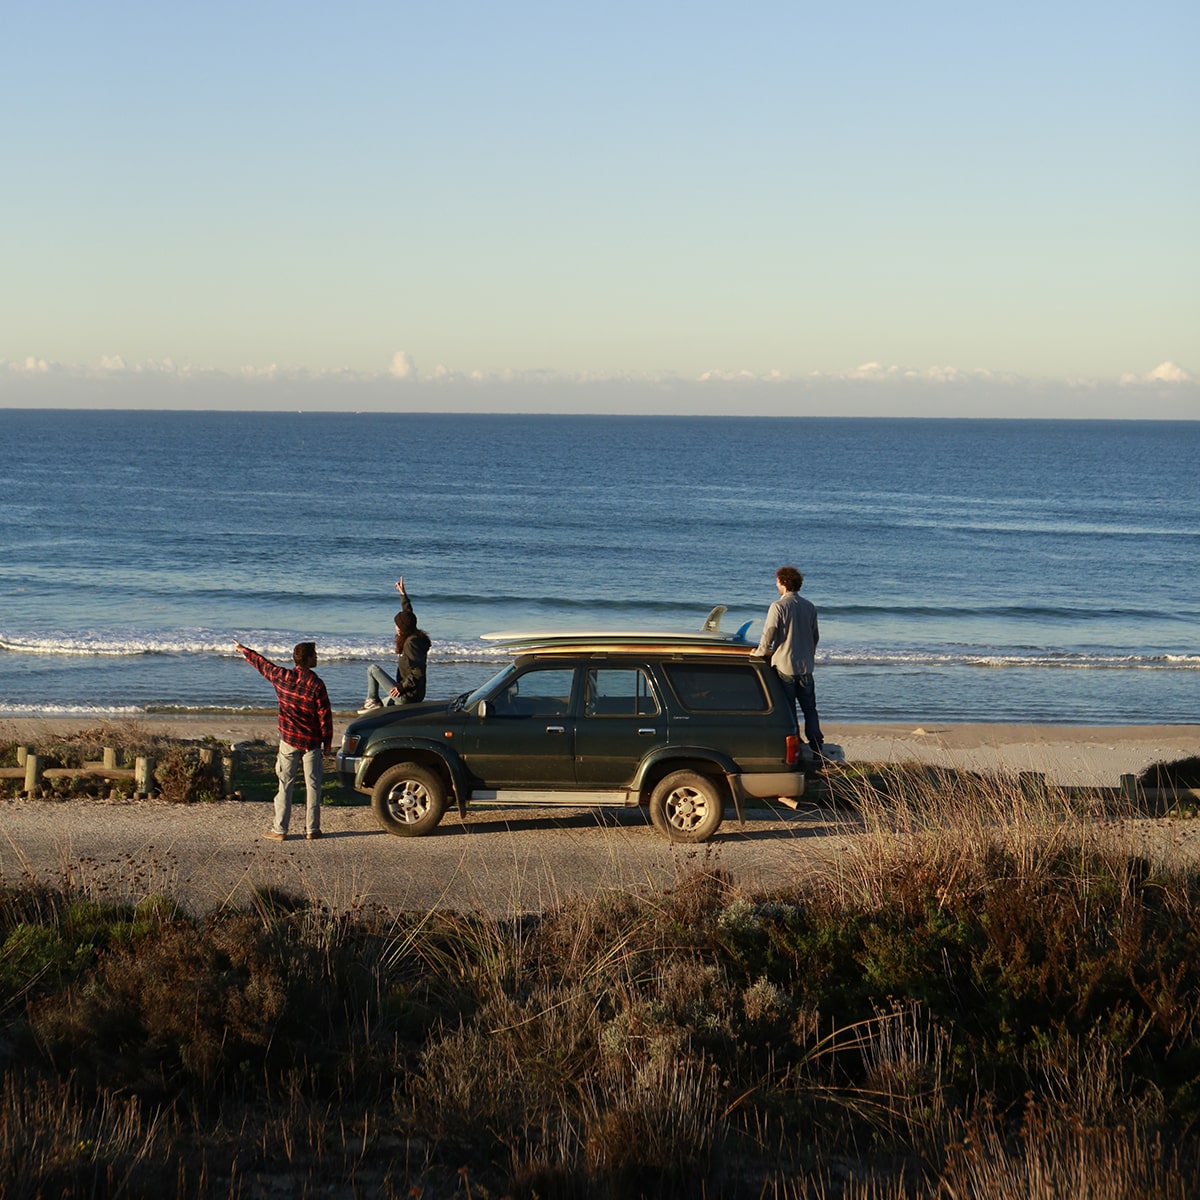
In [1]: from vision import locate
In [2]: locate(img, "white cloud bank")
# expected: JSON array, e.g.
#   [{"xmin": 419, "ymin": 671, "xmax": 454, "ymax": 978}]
[
  {"xmin": 1, "ymin": 354, "xmax": 1196, "ymax": 418},
  {"xmin": 1120, "ymin": 361, "xmax": 1192, "ymax": 385},
  {"xmin": 699, "ymin": 363, "xmax": 1016, "ymax": 386}
]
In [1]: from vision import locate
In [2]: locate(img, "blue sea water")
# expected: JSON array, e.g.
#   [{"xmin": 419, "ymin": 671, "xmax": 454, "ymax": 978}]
[{"xmin": 0, "ymin": 409, "xmax": 1196, "ymax": 724}]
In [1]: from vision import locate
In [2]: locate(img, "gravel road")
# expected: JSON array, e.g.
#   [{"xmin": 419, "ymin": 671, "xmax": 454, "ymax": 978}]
[
  {"xmin": 6, "ymin": 789, "xmax": 1198, "ymax": 918},
  {"xmin": 0, "ymin": 794, "xmax": 855, "ymax": 916}
]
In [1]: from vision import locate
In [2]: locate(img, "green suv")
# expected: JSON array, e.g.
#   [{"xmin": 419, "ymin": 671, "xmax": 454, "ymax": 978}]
[{"xmin": 336, "ymin": 639, "xmax": 805, "ymax": 843}]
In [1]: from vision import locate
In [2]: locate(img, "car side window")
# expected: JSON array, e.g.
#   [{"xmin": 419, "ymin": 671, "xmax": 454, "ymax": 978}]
[
  {"xmin": 584, "ymin": 668, "xmax": 660, "ymax": 717},
  {"xmin": 492, "ymin": 667, "xmax": 576, "ymax": 717},
  {"xmin": 662, "ymin": 663, "xmax": 769, "ymax": 713}
]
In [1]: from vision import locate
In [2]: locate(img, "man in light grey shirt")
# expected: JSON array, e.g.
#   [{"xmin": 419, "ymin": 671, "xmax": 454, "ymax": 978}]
[{"xmin": 754, "ymin": 565, "xmax": 824, "ymax": 756}]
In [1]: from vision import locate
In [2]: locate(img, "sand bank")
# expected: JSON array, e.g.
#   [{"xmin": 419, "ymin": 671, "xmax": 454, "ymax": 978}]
[
  {"xmin": 830, "ymin": 723, "xmax": 1199, "ymax": 788},
  {"xmin": 2, "ymin": 714, "xmax": 1196, "ymax": 788}
]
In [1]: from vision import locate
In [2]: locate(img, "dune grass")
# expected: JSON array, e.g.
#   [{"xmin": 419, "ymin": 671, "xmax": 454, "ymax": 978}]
[{"xmin": 1, "ymin": 751, "xmax": 1199, "ymax": 1197}]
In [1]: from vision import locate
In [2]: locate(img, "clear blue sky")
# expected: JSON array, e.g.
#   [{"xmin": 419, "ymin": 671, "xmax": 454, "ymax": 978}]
[{"xmin": 2, "ymin": 0, "xmax": 1196, "ymax": 415}]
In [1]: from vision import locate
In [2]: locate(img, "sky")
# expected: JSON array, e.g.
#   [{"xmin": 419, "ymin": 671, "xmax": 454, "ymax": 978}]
[{"xmin": 1, "ymin": 0, "xmax": 1196, "ymax": 417}]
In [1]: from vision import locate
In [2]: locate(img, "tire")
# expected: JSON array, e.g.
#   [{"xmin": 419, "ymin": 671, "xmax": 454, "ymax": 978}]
[
  {"xmin": 371, "ymin": 763, "xmax": 446, "ymax": 837},
  {"xmin": 648, "ymin": 770, "xmax": 724, "ymax": 843}
]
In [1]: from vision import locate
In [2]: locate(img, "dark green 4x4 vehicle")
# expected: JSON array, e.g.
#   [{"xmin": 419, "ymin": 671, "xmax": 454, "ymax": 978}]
[{"xmin": 337, "ymin": 638, "xmax": 805, "ymax": 843}]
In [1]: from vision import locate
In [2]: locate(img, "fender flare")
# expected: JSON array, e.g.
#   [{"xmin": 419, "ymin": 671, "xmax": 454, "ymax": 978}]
[
  {"xmin": 359, "ymin": 738, "xmax": 473, "ymax": 818},
  {"xmin": 633, "ymin": 746, "xmax": 745, "ymax": 822}
]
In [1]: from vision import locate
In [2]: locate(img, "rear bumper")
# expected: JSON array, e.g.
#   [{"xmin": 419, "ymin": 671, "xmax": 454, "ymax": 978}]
[{"xmin": 733, "ymin": 771, "xmax": 805, "ymax": 801}]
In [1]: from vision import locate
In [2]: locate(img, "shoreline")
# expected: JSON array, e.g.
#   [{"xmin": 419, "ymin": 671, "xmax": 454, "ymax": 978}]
[{"xmin": 3, "ymin": 714, "xmax": 1197, "ymax": 788}]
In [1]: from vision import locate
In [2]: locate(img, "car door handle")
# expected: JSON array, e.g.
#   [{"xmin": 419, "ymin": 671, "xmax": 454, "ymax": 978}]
[
  {"xmin": 545, "ymin": 725, "xmax": 566, "ymax": 734},
  {"xmin": 638, "ymin": 727, "xmax": 658, "ymax": 736}
]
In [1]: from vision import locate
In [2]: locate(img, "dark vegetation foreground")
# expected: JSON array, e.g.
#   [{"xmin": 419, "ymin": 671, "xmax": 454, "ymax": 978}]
[{"xmin": 2, "ymin": 734, "xmax": 1199, "ymax": 1198}]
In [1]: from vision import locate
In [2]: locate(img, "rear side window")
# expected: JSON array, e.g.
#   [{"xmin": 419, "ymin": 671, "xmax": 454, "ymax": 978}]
[{"xmin": 663, "ymin": 663, "xmax": 770, "ymax": 713}]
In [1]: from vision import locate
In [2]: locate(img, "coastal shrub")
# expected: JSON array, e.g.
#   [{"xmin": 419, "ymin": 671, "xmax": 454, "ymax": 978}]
[
  {"xmin": 17, "ymin": 724, "xmax": 148, "ymax": 772},
  {"xmin": 1138, "ymin": 756, "xmax": 1200, "ymax": 816},
  {"xmin": 0, "ymin": 890, "xmax": 177, "ymax": 1019},
  {"xmin": 28, "ymin": 911, "xmax": 335, "ymax": 1095},
  {"xmin": 153, "ymin": 746, "xmax": 225, "ymax": 804},
  {"xmin": 44, "ymin": 721, "xmax": 160, "ymax": 765},
  {"xmin": 1140, "ymin": 755, "xmax": 1200, "ymax": 789}
]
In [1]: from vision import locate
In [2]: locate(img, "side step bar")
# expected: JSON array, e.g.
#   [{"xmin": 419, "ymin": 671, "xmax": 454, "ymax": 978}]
[{"xmin": 468, "ymin": 788, "xmax": 634, "ymax": 807}]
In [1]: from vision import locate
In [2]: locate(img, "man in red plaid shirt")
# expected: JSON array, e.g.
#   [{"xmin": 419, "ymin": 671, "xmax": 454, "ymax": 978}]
[{"xmin": 235, "ymin": 639, "xmax": 334, "ymax": 842}]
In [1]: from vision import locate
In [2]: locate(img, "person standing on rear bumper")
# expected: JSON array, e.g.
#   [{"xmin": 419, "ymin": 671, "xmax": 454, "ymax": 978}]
[{"xmin": 753, "ymin": 566, "xmax": 824, "ymax": 756}]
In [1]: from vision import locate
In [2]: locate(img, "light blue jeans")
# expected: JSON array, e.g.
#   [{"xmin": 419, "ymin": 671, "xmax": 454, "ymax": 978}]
[
  {"xmin": 273, "ymin": 740, "xmax": 323, "ymax": 835},
  {"xmin": 366, "ymin": 663, "xmax": 411, "ymax": 705}
]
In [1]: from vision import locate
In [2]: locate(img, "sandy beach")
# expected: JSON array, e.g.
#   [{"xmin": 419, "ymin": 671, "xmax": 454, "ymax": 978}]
[{"xmin": 3, "ymin": 714, "xmax": 1197, "ymax": 788}]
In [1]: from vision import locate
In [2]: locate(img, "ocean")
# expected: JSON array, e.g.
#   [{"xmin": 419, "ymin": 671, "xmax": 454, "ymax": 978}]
[{"xmin": 0, "ymin": 410, "xmax": 1196, "ymax": 725}]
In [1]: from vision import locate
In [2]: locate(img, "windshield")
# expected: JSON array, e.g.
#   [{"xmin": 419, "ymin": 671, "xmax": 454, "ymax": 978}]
[{"xmin": 461, "ymin": 663, "xmax": 516, "ymax": 710}]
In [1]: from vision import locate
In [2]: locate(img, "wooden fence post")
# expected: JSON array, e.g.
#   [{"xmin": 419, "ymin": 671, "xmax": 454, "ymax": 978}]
[
  {"xmin": 135, "ymin": 756, "xmax": 154, "ymax": 797},
  {"xmin": 103, "ymin": 747, "xmax": 118, "ymax": 769},
  {"xmin": 222, "ymin": 751, "xmax": 239, "ymax": 798},
  {"xmin": 24, "ymin": 755, "xmax": 42, "ymax": 797}
]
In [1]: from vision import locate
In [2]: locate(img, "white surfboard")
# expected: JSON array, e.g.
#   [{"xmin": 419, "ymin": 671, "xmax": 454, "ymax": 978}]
[{"xmin": 481, "ymin": 605, "xmax": 756, "ymax": 649}]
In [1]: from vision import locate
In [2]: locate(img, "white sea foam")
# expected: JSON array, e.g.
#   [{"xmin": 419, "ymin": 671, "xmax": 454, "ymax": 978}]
[
  {"xmin": 0, "ymin": 630, "xmax": 510, "ymax": 664},
  {"xmin": 3, "ymin": 631, "xmax": 1195, "ymax": 672},
  {"xmin": 0, "ymin": 702, "xmax": 144, "ymax": 716}
]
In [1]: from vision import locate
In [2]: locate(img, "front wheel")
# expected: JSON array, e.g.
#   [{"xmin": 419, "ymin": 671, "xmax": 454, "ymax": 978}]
[
  {"xmin": 648, "ymin": 771, "xmax": 724, "ymax": 843},
  {"xmin": 371, "ymin": 763, "xmax": 446, "ymax": 836}
]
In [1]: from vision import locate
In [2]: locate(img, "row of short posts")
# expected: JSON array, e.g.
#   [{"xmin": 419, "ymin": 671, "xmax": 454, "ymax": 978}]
[
  {"xmin": 1023, "ymin": 771, "xmax": 1196, "ymax": 809},
  {"xmin": 10, "ymin": 746, "xmax": 241, "ymax": 799},
  {"xmin": 967, "ymin": 770, "xmax": 1195, "ymax": 810}
]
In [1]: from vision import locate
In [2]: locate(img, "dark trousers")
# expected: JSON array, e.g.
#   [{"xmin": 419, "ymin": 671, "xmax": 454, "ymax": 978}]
[{"xmin": 777, "ymin": 671, "xmax": 823, "ymax": 752}]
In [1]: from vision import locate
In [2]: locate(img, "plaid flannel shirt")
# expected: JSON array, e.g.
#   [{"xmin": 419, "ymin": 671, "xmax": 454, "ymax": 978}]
[{"xmin": 241, "ymin": 648, "xmax": 333, "ymax": 751}]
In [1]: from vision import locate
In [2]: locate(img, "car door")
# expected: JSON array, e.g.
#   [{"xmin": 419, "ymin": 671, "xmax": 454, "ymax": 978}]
[
  {"xmin": 573, "ymin": 665, "xmax": 663, "ymax": 786},
  {"xmin": 462, "ymin": 664, "xmax": 579, "ymax": 786}
]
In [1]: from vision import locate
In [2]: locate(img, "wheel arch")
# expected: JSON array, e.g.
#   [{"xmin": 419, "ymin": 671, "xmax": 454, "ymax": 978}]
[
  {"xmin": 360, "ymin": 740, "xmax": 469, "ymax": 816},
  {"xmin": 633, "ymin": 749, "xmax": 740, "ymax": 819}
]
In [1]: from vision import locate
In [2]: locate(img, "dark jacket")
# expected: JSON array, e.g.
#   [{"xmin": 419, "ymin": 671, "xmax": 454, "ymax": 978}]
[
  {"xmin": 397, "ymin": 631, "xmax": 431, "ymax": 702},
  {"xmin": 394, "ymin": 592, "xmax": 431, "ymax": 702}
]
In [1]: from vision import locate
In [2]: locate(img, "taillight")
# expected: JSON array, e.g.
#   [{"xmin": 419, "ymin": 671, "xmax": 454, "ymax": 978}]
[{"xmin": 786, "ymin": 735, "xmax": 799, "ymax": 765}]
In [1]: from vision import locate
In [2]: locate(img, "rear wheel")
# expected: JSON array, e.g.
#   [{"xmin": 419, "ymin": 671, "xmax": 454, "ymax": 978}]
[
  {"xmin": 648, "ymin": 770, "xmax": 724, "ymax": 843},
  {"xmin": 371, "ymin": 763, "xmax": 446, "ymax": 836}
]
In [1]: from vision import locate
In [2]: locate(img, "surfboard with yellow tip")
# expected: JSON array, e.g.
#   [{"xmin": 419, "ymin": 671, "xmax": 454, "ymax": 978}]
[{"xmin": 481, "ymin": 605, "xmax": 756, "ymax": 652}]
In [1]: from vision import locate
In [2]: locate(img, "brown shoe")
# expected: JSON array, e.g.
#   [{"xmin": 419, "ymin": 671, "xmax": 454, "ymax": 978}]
[
  {"xmin": 262, "ymin": 830, "xmax": 286, "ymax": 842},
  {"xmin": 305, "ymin": 830, "xmax": 322, "ymax": 840}
]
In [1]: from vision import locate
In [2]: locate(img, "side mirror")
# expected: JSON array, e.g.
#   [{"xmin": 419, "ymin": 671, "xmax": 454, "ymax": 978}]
[{"xmin": 478, "ymin": 699, "xmax": 491, "ymax": 719}]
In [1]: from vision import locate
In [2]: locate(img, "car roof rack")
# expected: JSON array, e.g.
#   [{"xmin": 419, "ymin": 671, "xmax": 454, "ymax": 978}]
[{"xmin": 505, "ymin": 637, "xmax": 757, "ymax": 656}]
